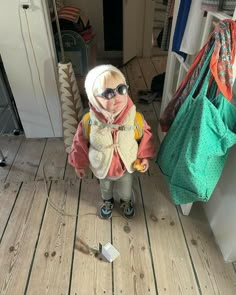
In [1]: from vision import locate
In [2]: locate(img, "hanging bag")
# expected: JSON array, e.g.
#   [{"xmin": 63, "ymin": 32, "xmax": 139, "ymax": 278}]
[{"xmin": 156, "ymin": 46, "xmax": 236, "ymax": 205}]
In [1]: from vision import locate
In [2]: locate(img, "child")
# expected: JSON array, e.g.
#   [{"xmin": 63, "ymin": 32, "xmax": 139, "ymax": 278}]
[{"xmin": 68, "ymin": 65, "xmax": 155, "ymax": 219}]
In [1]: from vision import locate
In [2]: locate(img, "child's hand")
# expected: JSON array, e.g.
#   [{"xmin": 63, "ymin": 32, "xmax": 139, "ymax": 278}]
[
  {"xmin": 139, "ymin": 159, "xmax": 149, "ymax": 173},
  {"xmin": 133, "ymin": 158, "xmax": 149, "ymax": 173},
  {"xmin": 75, "ymin": 168, "xmax": 85, "ymax": 179}
]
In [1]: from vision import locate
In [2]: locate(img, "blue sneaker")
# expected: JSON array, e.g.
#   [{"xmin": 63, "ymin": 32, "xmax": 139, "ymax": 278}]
[
  {"xmin": 120, "ymin": 200, "xmax": 135, "ymax": 219},
  {"xmin": 100, "ymin": 199, "xmax": 114, "ymax": 219}
]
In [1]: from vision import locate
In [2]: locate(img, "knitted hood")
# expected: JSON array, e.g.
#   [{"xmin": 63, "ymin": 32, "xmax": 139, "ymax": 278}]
[{"xmin": 84, "ymin": 65, "xmax": 127, "ymax": 119}]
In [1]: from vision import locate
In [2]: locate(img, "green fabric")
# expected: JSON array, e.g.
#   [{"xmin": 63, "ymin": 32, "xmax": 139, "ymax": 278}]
[{"xmin": 156, "ymin": 47, "xmax": 236, "ymax": 205}]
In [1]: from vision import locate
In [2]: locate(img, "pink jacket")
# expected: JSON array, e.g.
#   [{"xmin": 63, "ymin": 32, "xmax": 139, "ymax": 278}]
[{"xmin": 68, "ymin": 98, "xmax": 156, "ymax": 177}]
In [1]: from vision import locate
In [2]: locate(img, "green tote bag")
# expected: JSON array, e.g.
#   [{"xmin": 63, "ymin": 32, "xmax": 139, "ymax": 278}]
[{"xmin": 156, "ymin": 46, "xmax": 236, "ymax": 205}]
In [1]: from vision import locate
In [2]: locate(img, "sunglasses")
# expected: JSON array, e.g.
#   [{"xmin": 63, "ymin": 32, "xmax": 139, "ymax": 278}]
[{"xmin": 96, "ymin": 84, "xmax": 129, "ymax": 100}]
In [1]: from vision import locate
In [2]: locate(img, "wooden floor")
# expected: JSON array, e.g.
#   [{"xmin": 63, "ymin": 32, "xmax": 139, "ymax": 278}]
[{"xmin": 0, "ymin": 57, "xmax": 236, "ymax": 295}]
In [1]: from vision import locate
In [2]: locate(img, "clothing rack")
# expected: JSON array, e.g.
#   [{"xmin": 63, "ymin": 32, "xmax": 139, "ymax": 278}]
[{"xmin": 159, "ymin": 4, "xmax": 236, "ymax": 216}]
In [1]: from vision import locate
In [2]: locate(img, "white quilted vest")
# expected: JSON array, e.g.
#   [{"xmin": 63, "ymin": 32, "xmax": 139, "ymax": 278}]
[{"xmin": 88, "ymin": 105, "xmax": 138, "ymax": 179}]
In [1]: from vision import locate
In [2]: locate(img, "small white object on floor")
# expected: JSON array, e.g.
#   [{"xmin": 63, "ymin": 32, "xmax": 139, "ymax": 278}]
[{"xmin": 99, "ymin": 242, "xmax": 120, "ymax": 262}]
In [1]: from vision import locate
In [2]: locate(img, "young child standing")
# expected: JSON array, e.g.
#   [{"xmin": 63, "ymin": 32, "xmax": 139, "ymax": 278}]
[{"xmin": 68, "ymin": 65, "xmax": 155, "ymax": 219}]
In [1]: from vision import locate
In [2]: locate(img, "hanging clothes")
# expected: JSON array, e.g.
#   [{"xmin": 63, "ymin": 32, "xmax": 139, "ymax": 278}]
[
  {"xmin": 172, "ymin": 0, "xmax": 192, "ymax": 58},
  {"xmin": 156, "ymin": 46, "xmax": 236, "ymax": 205},
  {"xmin": 160, "ymin": 19, "xmax": 236, "ymax": 132},
  {"xmin": 180, "ymin": 1, "xmax": 205, "ymax": 55}
]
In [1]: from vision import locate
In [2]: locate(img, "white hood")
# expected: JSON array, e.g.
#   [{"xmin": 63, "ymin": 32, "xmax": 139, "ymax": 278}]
[{"xmin": 84, "ymin": 64, "xmax": 126, "ymax": 119}]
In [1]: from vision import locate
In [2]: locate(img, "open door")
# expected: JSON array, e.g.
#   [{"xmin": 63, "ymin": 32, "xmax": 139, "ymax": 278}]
[{"xmin": 123, "ymin": 0, "xmax": 138, "ymax": 64}]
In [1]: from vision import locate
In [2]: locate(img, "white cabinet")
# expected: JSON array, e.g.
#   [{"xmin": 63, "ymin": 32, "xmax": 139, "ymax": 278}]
[
  {"xmin": 0, "ymin": 0, "xmax": 62, "ymax": 138},
  {"xmin": 204, "ymin": 145, "xmax": 236, "ymax": 262}
]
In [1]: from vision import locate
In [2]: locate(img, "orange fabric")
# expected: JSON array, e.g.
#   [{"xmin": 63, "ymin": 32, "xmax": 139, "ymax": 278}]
[
  {"xmin": 210, "ymin": 20, "xmax": 236, "ymax": 100},
  {"xmin": 160, "ymin": 19, "xmax": 236, "ymax": 132},
  {"xmin": 174, "ymin": 19, "xmax": 236, "ymax": 101}
]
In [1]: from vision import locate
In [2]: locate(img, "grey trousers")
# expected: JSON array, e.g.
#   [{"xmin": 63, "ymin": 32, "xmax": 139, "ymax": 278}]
[{"xmin": 99, "ymin": 172, "xmax": 134, "ymax": 202}]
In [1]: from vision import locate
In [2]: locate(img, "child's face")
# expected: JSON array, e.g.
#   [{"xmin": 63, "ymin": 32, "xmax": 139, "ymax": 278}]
[{"xmin": 93, "ymin": 76, "xmax": 128, "ymax": 114}]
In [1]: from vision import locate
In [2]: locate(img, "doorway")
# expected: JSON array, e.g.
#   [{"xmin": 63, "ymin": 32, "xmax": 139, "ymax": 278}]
[{"xmin": 103, "ymin": 0, "xmax": 123, "ymax": 51}]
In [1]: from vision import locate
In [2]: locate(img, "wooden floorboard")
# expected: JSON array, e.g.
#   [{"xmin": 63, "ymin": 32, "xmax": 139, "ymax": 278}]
[
  {"xmin": 138, "ymin": 58, "xmax": 157, "ymax": 89},
  {"xmin": 70, "ymin": 178, "xmax": 112, "ymax": 294},
  {"xmin": 0, "ymin": 182, "xmax": 21, "ymax": 240},
  {"xmin": 179, "ymin": 204, "xmax": 236, "ymax": 295},
  {"xmin": 35, "ymin": 138, "xmax": 67, "ymax": 181},
  {"xmin": 112, "ymin": 176, "xmax": 156, "ymax": 294},
  {"xmin": 0, "ymin": 181, "xmax": 47, "ymax": 294},
  {"xmin": 136, "ymin": 63, "xmax": 162, "ymax": 176},
  {"xmin": 26, "ymin": 180, "xmax": 80, "ymax": 294},
  {"xmin": 152, "ymin": 55, "xmax": 168, "ymax": 75},
  {"xmin": 152, "ymin": 101, "xmax": 162, "ymax": 120},
  {"xmin": 64, "ymin": 162, "xmax": 93, "ymax": 180},
  {"xmin": 1, "ymin": 56, "xmax": 236, "ymax": 294},
  {"xmin": 6, "ymin": 138, "xmax": 46, "ymax": 182},
  {"xmin": 140, "ymin": 175, "xmax": 200, "ymax": 294},
  {"xmin": 125, "ymin": 58, "xmax": 147, "ymax": 103}
]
